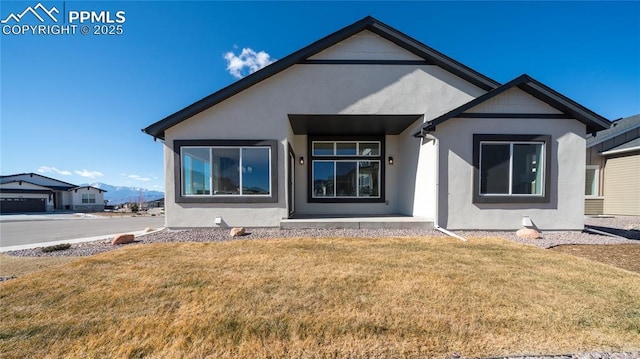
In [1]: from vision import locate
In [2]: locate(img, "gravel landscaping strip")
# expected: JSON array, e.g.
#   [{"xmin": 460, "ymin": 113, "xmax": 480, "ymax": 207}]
[{"xmin": 5, "ymin": 216, "xmax": 638, "ymax": 258}]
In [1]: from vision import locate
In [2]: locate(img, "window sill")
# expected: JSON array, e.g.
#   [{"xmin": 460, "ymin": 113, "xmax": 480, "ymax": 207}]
[
  {"xmin": 176, "ymin": 196, "xmax": 277, "ymax": 204},
  {"xmin": 473, "ymin": 195, "xmax": 550, "ymax": 204},
  {"xmin": 309, "ymin": 197, "xmax": 385, "ymax": 204}
]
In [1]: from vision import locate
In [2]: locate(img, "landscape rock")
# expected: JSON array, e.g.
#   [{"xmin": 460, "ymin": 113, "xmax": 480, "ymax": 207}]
[
  {"xmin": 230, "ymin": 227, "xmax": 246, "ymax": 237},
  {"xmin": 516, "ymin": 227, "xmax": 541, "ymax": 240},
  {"xmin": 112, "ymin": 234, "xmax": 135, "ymax": 245}
]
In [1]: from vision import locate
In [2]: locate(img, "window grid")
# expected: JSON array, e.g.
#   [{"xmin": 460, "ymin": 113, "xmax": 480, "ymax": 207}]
[
  {"xmin": 82, "ymin": 193, "xmax": 96, "ymax": 204},
  {"xmin": 312, "ymin": 141, "xmax": 381, "ymax": 157}
]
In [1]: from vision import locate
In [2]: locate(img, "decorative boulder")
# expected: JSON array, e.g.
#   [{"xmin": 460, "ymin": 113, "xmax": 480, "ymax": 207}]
[
  {"xmin": 230, "ymin": 227, "xmax": 246, "ymax": 237},
  {"xmin": 516, "ymin": 227, "xmax": 541, "ymax": 240},
  {"xmin": 112, "ymin": 234, "xmax": 135, "ymax": 245}
]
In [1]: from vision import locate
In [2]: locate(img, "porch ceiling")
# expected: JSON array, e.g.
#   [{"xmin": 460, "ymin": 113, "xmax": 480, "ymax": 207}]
[{"xmin": 288, "ymin": 114, "xmax": 422, "ymax": 135}]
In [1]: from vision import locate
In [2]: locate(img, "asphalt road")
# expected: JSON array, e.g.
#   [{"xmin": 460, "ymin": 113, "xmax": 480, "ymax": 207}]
[{"xmin": 0, "ymin": 214, "xmax": 165, "ymax": 249}]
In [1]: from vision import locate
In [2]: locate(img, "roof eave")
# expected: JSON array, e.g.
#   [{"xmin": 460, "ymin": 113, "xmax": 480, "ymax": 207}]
[
  {"xmin": 142, "ymin": 16, "xmax": 500, "ymax": 140},
  {"xmin": 412, "ymin": 74, "xmax": 610, "ymax": 136}
]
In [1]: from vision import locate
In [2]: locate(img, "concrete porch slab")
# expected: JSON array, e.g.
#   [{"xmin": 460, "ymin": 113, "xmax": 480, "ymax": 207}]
[{"xmin": 280, "ymin": 215, "xmax": 434, "ymax": 230}]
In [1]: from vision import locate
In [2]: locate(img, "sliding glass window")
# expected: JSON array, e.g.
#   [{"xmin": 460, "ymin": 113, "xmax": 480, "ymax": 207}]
[{"xmin": 181, "ymin": 146, "xmax": 271, "ymax": 197}]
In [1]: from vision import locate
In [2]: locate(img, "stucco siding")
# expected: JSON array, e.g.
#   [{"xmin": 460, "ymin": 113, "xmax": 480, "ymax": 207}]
[
  {"xmin": 603, "ymin": 153, "xmax": 640, "ymax": 216},
  {"xmin": 164, "ymin": 62, "xmax": 485, "ymax": 227},
  {"xmin": 69, "ymin": 187, "xmax": 105, "ymax": 212},
  {"xmin": 309, "ymin": 30, "xmax": 425, "ymax": 61},
  {"xmin": 394, "ymin": 118, "xmax": 436, "ymax": 219},
  {"xmin": 436, "ymin": 117, "xmax": 586, "ymax": 230},
  {"xmin": 466, "ymin": 88, "xmax": 563, "ymax": 114}
]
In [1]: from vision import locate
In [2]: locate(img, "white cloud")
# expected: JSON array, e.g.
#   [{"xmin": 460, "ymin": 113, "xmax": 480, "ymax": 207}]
[
  {"xmin": 75, "ymin": 169, "xmax": 104, "ymax": 179},
  {"xmin": 37, "ymin": 166, "xmax": 72, "ymax": 176},
  {"xmin": 224, "ymin": 47, "xmax": 275, "ymax": 79},
  {"xmin": 122, "ymin": 173, "xmax": 151, "ymax": 181}
]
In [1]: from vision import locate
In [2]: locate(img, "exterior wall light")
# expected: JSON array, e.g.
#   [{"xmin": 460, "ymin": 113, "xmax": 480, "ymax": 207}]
[
  {"xmin": 299, "ymin": 157, "xmax": 305, "ymax": 165},
  {"xmin": 388, "ymin": 156, "xmax": 394, "ymax": 165}
]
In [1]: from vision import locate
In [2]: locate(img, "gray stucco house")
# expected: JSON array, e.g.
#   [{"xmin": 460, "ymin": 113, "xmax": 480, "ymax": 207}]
[
  {"xmin": 0, "ymin": 173, "xmax": 106, "ymax": 213},
  {"xmin": 143, "ymin": 16, "xmax": 609, "ymax": 230}
]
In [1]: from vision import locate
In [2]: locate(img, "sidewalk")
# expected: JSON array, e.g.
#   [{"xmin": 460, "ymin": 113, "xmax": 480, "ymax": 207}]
[{"xmin": 0, "ymin": 228, "xmax": 164, "ymax": 252}]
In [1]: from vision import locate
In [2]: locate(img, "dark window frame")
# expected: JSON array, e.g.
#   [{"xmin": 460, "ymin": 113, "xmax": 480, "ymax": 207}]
[
  {"xmin": 307, "ymin": 135, "xmax": 385, "ymax": 203},
  {"xmin": 473, "ymin": 134, "xmax": 551, "ymax": 204},
  {"xmin": 173, "ymin": 140, "xmax": 278, "ymax": 203}
]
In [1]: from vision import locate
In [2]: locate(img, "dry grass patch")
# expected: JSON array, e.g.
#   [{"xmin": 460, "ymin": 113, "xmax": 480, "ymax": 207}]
[
  {"xmin": 0, "ymin": 253, "xmax": 80, "ymax": 278},
  {"xmin": 551, "ymin": 243, "xmax": 640, "ymax": 273},
  {"xmin": 1, "ymin": 237, "xmax": 639, "ymax": 358}
]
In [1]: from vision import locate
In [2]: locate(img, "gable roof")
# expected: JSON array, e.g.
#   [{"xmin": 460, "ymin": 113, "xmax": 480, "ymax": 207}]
[
  {"xmin": 142, "ymin": 16, "xmax": 500, "ymax": 140},
  {"xmin": 586, "ymin": 114, "xmax": 640, "ymax": 148},
  {"xmin": 68, "ymin": 186, "xmax": 107, "ymax": 193},
  {"xmin": 0, "ymin": 172, "xmax": 77, "ymax": 190},
  {"xmin": 0, "ymin": 180, "xmax": 55, "ymax": 191},
  {"xmin": 412, "ymin": 74, "xmax": 610, "ymax": 137}
]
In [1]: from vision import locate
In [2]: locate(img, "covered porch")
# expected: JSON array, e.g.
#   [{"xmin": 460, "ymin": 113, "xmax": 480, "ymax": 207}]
[{"xmin": 287, "ymin": 114, "xmax": 432, "ymax": 223}]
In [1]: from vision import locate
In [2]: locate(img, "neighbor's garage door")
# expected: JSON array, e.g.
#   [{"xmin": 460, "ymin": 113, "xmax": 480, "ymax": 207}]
[
  {"xmin": 0, "ymin": 198, "xmax": 46, "ymax": 213},
  {"xmin": 603, "ymin": 153, "xmax": 640, "ymax": 216}
]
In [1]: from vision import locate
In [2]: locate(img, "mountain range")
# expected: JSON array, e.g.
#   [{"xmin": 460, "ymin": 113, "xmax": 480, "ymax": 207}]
[{"xmin": 82, "ymin": 183, "xmax": 164, "ymax": 205}]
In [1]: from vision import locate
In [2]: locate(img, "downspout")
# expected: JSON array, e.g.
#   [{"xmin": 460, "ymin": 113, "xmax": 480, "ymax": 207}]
[{"xmin": 423, "ymin": 133, "xmax": 466, "ymax": 242}]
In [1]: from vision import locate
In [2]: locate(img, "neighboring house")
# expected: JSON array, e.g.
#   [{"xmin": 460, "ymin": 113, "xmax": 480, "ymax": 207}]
[
  {"xmin": 142, "ymin": 16, "xmax": 609, "ymax": 230},
  {"xmin": 144, "ymin": 198, "xmax": 165, "ymax": 209},
  {"xmin": 0, "ymin": 173, "xmax": 106, "ymax": 213},
  {"xmin": 585, "ymin": 114, "xmax": 640, "ymax": 216}
]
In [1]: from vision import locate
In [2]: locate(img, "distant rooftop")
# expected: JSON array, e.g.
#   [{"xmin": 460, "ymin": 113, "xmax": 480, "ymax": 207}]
[{"xmin": 587, "ymin": 114, "xmax": 640, "ymax": 147}]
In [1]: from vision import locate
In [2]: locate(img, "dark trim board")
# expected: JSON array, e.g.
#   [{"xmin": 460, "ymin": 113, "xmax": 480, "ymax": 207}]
[
  {"xmin": 173, "ymin": 140, "xmax": 278, "ymax": 204},
  {"xmin": 289, "ymin": 114, "xmax": 422, "ymax": 136},
  {"xmin": 456, "ymin": 113, "xmax": 570, "ymax": 119},
  {"xmin": 301, "ymin": 60, "xmax": 431, "ymax": 65}
]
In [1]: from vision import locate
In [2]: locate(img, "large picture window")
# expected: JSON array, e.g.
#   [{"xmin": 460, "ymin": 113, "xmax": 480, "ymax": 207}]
[
  {"xmin": 473, "ymin": 134, "xmax": 551, "ymax": 203},
  {"xmin": 308, "ymin": 137, "xmax": 384, "ymax": 203},
  {"xmin": 182, "ymin": 147, "xmax": 270, "ymax": 196},
  {"xmin": 174, "ymin": 140, "xmax": 277, "ymax": 203}
]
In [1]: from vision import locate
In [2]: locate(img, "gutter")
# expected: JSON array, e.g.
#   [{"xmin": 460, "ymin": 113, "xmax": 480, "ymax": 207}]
[
  {"xmin": 600, "ymin": 145, "xmax": 640, "ymax": 157},
  {"xmin": 423, "ymin": 133, "xmax": 466, "ymax": 242}
]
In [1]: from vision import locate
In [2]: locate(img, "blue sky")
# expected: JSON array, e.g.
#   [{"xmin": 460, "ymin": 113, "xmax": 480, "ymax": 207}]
[{"xmin": 2, "ymin": 1, "xmax": 639, "ymax": 191}]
